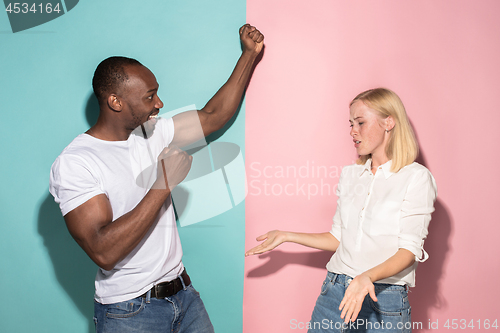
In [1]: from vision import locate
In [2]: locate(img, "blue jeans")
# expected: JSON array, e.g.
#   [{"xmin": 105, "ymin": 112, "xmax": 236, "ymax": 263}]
[
  {"xmin": 309, "ymin": 272, "xmax": 411, "ymax": 333},
  {"xmin": 94, "ymin": 284, "xmax": 214, "ymax": 333}
]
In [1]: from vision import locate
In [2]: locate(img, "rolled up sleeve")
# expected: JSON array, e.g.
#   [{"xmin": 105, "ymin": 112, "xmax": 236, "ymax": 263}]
[
  {"xmin": 49, "ymin": 155, "xmax": 104, "ymax": 216},
  {"xmin": 398, "ymin": 169, "xmax": 437, "ymax": 262}
]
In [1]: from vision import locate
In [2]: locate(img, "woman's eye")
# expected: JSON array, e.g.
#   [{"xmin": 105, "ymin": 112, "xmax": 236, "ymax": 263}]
[{"xmin": 358, "ymin": 122, "xmax": 363, "ymax": 126}]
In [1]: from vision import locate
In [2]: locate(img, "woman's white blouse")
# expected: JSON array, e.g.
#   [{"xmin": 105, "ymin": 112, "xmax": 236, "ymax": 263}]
[{"xmin": 326, "ymin": 159, "xmax": 437, "ymax": 287}]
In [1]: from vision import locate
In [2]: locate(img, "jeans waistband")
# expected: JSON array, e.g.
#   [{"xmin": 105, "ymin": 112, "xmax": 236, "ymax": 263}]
[{"xmin": 326, "ymin": 271, "xmax": 408, "ymax": 291}]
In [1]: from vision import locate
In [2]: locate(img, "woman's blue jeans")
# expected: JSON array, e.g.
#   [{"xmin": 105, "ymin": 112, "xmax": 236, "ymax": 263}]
[
  {"xmin": 309, "ymin": 272, "xmax": 412, "ymax": 333},
  {"xmin": 93, "ymin": 283, "xmax": 214, "ymax": 333}
]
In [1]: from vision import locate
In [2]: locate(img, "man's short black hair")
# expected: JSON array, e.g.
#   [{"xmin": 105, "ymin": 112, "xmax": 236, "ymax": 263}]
[{"xmin": 92, "ymin": 56, "xmax": 142, "ymax": 104}]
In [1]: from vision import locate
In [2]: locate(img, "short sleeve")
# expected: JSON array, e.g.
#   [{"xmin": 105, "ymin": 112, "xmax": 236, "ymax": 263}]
[
  {"xmin": 49, "ymin": 154, "xmax": 104, "ymax": 216},
  {"xmin": 398, "ymin": 168, "xmax": 437, "ymax": 262},
  {"xmin": 330, "ymin": 167, "xmax": 346, "ymax": 241},
  {"xmin": 161, "ymin": 117, "xmax": 175, "ymax": 147}
]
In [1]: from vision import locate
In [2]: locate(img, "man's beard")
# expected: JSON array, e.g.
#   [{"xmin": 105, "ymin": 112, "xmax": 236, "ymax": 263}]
[{"xmin": 131, "ymin": 108, "xmax": 159, "ymax": 139}]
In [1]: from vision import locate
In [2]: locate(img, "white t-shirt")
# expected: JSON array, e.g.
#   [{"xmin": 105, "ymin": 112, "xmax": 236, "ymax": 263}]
[
  {"xmin": 49, "ymin": 117, "xmax": 184, "ymax": 304},
  {"xmin": 327, "ymin": 159, "xmax": 437, "ymax": 287}
]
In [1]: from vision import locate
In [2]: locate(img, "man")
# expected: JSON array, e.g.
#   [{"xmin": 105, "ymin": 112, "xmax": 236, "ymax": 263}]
[{"xmin": 49, "ymin": 24, "xmax": 264, "ymax": 332}]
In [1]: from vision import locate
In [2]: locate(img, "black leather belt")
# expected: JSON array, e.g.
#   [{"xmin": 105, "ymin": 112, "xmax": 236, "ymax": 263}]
[{"xmin": 141, "ymin": 269, "xmax": 191, "ymax": 299}]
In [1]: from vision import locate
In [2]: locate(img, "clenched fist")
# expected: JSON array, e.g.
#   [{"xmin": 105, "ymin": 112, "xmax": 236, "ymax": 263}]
[
  {"xmin": 153, "ymin": 145, "xmax": 193, "ymax": 192},
  {"xmin": 239, "ymin": 24, "xmax": 264, "ymax": 55}
]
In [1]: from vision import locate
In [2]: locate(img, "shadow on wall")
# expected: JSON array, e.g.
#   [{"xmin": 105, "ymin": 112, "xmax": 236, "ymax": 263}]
[
  {"xmin": 85, "ymin": 92, "xmax": 99, "ymax": 127},
  {"xmin": 36, "ymin": 93, "xmax": 101, "ymax": 333},
  {"xmin": 409, "ymin": 199, "xmax": 451, "ymax": 327},
  {"xmin": 38, "ymin": 194, "xmax": 96, "ymax": 333},
  {"xmin": 247, "ymin": 250, "xmax": 333, "ymax": 277},
  {"xmin": 410, "ymin": 148, "xmax": 452, "ymax": 327}
]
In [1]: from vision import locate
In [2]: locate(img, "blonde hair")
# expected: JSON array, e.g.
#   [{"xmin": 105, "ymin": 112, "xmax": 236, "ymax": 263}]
[{"xmin": 350, "ymin": 88, "xmax": 418, "ymax": 173}]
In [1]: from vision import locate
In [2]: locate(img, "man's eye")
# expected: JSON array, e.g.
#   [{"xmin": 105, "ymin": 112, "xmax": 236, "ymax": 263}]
[{"xmin": 358, "ymin": 122, "xmax": 363, "ymax": 125}]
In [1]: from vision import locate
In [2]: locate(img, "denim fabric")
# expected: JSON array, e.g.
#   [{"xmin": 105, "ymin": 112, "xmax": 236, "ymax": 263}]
[
  {"xmin": 94, "ymin": 284, "xmax": 214, "ymax": 333},
  {"xmin": 309, "ymin": 272, "xmax": 411, "ymax": 333}
]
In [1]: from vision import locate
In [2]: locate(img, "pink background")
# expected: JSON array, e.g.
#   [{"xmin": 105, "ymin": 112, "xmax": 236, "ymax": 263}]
[{"xmin": 244, "ymin": 1, "xmax": 500, "ymax": 332}]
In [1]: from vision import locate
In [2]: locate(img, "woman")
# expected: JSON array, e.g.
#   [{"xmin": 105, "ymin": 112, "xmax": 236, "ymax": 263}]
[{"xmin": 245, "ymin": 88, "xmax": 437, "ymax": 333}]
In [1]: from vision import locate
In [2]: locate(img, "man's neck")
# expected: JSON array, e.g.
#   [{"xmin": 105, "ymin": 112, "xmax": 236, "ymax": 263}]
[{"xmin": 88, "ymin": 119, "xmax": 132, "ymax": 141}]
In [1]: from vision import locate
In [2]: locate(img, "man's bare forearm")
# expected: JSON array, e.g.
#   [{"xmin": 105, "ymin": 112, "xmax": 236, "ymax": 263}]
[
  {"xmin": 65, "ymin": 185, "xmax": 172, "ymax": 271},
  {"xmin": 92, "ymin": 188, "xmax": 171, "ymax": 270},
  {"xmin": 85, "ymin": 146, "xmax": 192, "ymax": 270},
  {"xmin": 199, "ymin": 49, "xmax": 260, "ymax": 135}
]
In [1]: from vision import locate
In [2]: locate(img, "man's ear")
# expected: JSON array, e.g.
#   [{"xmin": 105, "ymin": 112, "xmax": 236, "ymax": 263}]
[{"xmin": 107, "ymin": 94, "xmax": 122, "ymax": 112}]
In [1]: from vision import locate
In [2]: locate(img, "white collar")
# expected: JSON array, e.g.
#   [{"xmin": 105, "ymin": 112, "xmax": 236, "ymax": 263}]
[{"xmin": 359, "ymin": 159, "xmax": 394, "ymax": 179}]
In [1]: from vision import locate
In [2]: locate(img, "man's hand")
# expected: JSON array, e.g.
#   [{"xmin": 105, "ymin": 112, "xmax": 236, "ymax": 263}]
[
  {"xmin": 239, "ymin": 24, "xmax": 264, "ymax": 54},
  {"xmin": 153, "ymin": 146, "xmax": 193, "ymax": 191}
]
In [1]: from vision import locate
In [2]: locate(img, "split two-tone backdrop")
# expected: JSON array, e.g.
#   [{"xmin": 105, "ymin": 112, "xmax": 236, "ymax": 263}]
[{"xmin": 1, "ymin": 1, "xmax": 499, "ymax": 332}]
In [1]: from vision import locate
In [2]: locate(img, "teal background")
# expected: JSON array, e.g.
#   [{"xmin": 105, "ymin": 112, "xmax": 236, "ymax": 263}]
[{"xmin": 0, "ymin": 1, "xmax": 246, "ymax": 332}]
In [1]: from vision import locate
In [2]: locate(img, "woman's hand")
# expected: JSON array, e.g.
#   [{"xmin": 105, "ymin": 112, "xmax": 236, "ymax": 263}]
[
  {"xmin": 245, "ymin": 230, "xmax": 287, "ymax": 256},
  {"xmin": 337, "ymin": 249, "xmax": 414, "ymax": 323},
  {"xmin": 246, "ymin": 231, "xmax": 340, "ymax": 256},
  {"xmin": 339, "ymin": 273, "xmax": 378, "ymax": 323}
]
